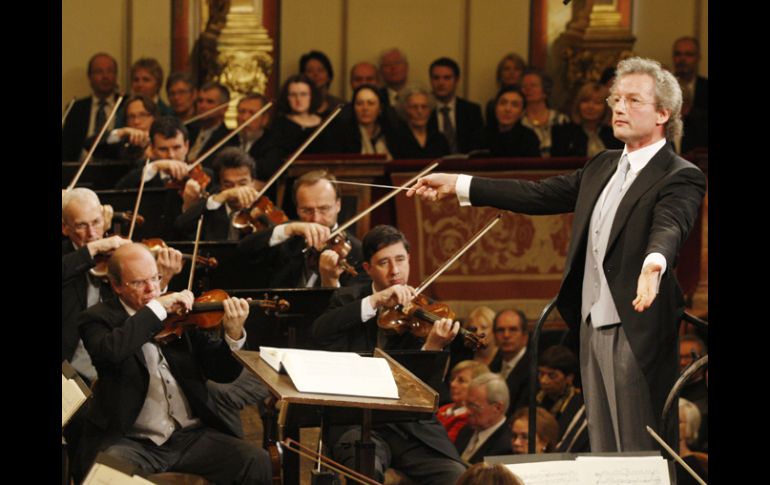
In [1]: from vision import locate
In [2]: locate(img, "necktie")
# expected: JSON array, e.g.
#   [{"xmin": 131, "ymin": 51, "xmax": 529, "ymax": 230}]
[
  {"xmin": 94, "ymin": 98, "xmax": 107, "ymax": 134},
  {"xmin": 440, "ymin": 106, "xmax": 457, "ymax": 153},
  {"xmin": 461, "ymin": 431, "xmax": 480, "ymax": 461},
  {"xmin": 599, "ymin": 154, "xmax": 630, "ymax": 221}
]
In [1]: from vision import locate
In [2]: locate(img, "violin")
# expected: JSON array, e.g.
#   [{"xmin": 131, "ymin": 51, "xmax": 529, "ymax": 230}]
[
  {"xmin": 231, "ymin": 196, "xmax": 289, "ymax": 234},
  {"xmin": 154, "ymin": 289, "xmax": 290, "ymax": 343},
  {"xmin": 142, "ymin": 238, "xmax": 218, "ymax": 270},
  {"xmin": 164, "ymin": 164, "xmax": 212, "ymax": 198},
  {"xmin": 305, "ymin": 233, "xmax": 358, "ymax": 276},
  {"xmin": 378, "ymin": 293, "xmax": 484, "ymax": 350},
  {"xmin": 112, "ymin": 210, "xmax": 145, "ymax": 227}
]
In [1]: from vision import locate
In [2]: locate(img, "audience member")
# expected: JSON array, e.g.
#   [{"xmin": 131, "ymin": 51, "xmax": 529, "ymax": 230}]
[
  {"xmin": 392, "ymin": 85, "xmax": 450, "ymax": 159},
  {"xmin": 672, "ymin": 36, "xmax": 707, "ymax": 113},
  {"xmin": 551, "ymin": 82, "xmax": 623, "ymax": 157},
  {"xmin": 486, "ymin": 52, "xmax": 527, "ymax": 129},
  {"xmin": 455, "ymin": 373, "xmax": 513, "ymax": 464},
  {"xmin": 437, "ymin": 360, "xmax": 490, "ymax": 443},
  {"xmin": 510, "ymin": 407, "xmax": 559, "ymax": 454},
  {"xmin": 378, "ymin": 48, "xmax": 409, "ymax": 109},
  {"xmin": 186, "ymin": 82, "xmax": 232, "ymax": 166},
  {"xmin": 300, "ymin": 50, "xmax": 345, "ymax": 115},
  {"xmin": 84, "ymin": 94, "xmax": 158, "ymax": 164},
  {"xmin": 166, "ymin": 71, "xmax": 198, "ymax": 121},
  {"xmin": 520, "ymin": 69, "xmax": 570, "ymax": 157},
  {"xmin": 489, "ymin": 309, "xmax": 534, "ymax": 414},
  {"xmin": 470, "ymin": 86, "xmax": 541, "ymax": 157}
]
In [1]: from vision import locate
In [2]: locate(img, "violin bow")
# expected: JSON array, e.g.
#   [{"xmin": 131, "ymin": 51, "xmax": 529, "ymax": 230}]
[
  {"xmin": 253, "ymin": 105, "xmax": 343, "ymax": 202},
  {"xmin": 184, "ymin": 101, "xmax": 273, "ymax": 173},
  {"xmin": 187, "ymin": 214, "xmax": 206, "ymax": 291},
  {"xmin": 414, "ymin": 214, "xmax": 502, "ymax": 295},
  {"xmin": 281, "ymin": 437, "xmax": 381, "ymax": 485},
  {"xmin": 182, "ymin": 101, "xmax": 230, "ymax": 126},
  {"xmin": 646, "ymin": 426, "xmax": 707, "ymax": 485},
  {"xmin": 66, "ymin": 95, "xmax": 125, "ymax": 191},
  {"xmin": 328, "ymin": 160, "xmax": 441, "ymax": 242},
  {"xmin": 62, "ymin": 97, "xmax": 76, "ymax": 128},
  {"xmin": 127, "ymin": 157, "xmax": 151, "ymax": 240}
]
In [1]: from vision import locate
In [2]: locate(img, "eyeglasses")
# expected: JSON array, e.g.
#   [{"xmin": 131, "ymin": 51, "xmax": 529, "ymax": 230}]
[
  {"xmin": 606, "ymin": 95, "xmax": 656, "ymax": 110},
  {"xmin": 298, "ymin": 205, "xmax": 335, "ymax": 217},
  {"xmin": 124, "ymin": 274, "xmax": 162, "ymax": 289}
]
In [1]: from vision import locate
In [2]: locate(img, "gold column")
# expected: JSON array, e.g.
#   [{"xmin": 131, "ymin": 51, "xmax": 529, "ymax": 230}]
[
  {"xmin": 203, "ymin": 0, "xmax": 274, "ymax": 127},
  {"xmin": 557, "ymin": 0, "xmax": 636, "ymax": 94}
]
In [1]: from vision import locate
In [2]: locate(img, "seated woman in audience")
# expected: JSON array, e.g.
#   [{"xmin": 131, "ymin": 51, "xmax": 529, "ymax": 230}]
[
  {"xmin": 436, "ymin": 360, "xmax": 490, "ymax": 443},
  {"xmin": 677, "ymin": 398, "xmax": 708, "ymax": 485},
  {"xmin": 83, "ymin": 94, "xmax": 158, "ymax": 164},
  {"xmin": 456, "ymin": 462, "xmax": 524, "ymax": 485},
  {"xmin": 520, "ymin": 68, "xmax": 570, "ymax": 157},
  {"xmin": 485, "ymin": 52, "xmax": 527, "ymax": 129},
  {"xmin": 331, "ymin": 84, "xmax": 397, "ymax": 159},
  {"xmin": 551, "ymin": 82, "xmax": 623, "ymax": 157},
  {"xmin": 391, "ymin": 85, "xmax": 450, "ymax": 159},
  {"xmin": 464, "ymin": 305, "xmax": 498, "ymax": 367},
  {"xmin": 300, "ymin": 50, "xmax": 345, "ymax": 116},
  {"xmin": 471, "ymin": 86, "xmax": 541, "ymax": 157},
  {"xmin": 510, "ymin": 407, "xmax": 559, "ymax": 454},
  {"xmin": 115, "ymin": 58, "xmax": 173, "ymax": 127},
  {"xmin": 263, "ymin": 74, "xmax": 330, "ymax": 159}
]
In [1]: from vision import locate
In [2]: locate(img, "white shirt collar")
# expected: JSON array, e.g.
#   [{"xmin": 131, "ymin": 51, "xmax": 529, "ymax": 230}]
[
  {"xmin": 436, "ymin": 96, "xmax": 457, "ymax": 111},
  {"xmin": 622, "ymin": 137, "xmax": 666, "ymax": 175}
]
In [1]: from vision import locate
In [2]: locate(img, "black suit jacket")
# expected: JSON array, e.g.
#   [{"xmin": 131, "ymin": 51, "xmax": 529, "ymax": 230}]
[
  {"xmin": 468, "ymin": 143, "xmax": 706, "ymax": 429},
  {"xmin": 62, "ymin": 94, "xmax": 124, "ymax": 161},
  {"xmin": 470, "ymin": 123, "xmax": 541, "ymax": 158},
  {"xmin": 428, "ymin": 97, "xmax": 484, "ymax": 154},
  {"xmin": 311, "ymin": 284, "xmax": 463, "ymax": 463},
  {"xmin": 454, "ymin": 421, "xmax": 513, "ymax": 464},
  {"xmin": 237, "ymin": 225, "xmax": 365, "ymax": 289},
  {"xmin": 693, "ymin": 76, "xmax": 708, "ymax": 113},
  {"xmin": 173, "ymin": 199, "xmax": 233, "ymax": 241},
  {"xmin": 62, "ymin": 240, "xmax": 113, "ymax": 362},
  {"xmin": 76, "ymin": 297, "xmax": 243, "ymax": 469},
  {"xmin": 489, "ymin": 349, "xmax": 532, "ymax": 415},
  {"xmin": 390, "ymin": 120, "xmax": 450, "ymax": 160},
  {"xmin": 187, "ymin": 122, "xmax": 233, "ymax": 170}
]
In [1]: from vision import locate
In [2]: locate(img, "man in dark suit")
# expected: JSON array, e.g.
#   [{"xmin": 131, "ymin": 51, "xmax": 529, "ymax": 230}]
[
  {"xmin": 62, "ymin": 52, "xmax": 122, "ymax": 161},
  {"xmin": 455, "ymin": 373, "xmax": 512, "ymax": 464},
  {"xmin": 186, "ymin": 82, "xmax": 232, "ymax": 168},
  {"xmin": 74, "ymin": 243, "xmax": 272, "ymax": 484},
  {"xmin": 174, "ymin": 147, "xmax": 261, "ymax": 241},
  {"xmin": 238, "ymin": 170, "xmax": 364, "ymax": 289},
  {"xmin": 230, "ymin": 93, "xmax": 275, "ymax": 182},
  {"xmin": 428, "ymin": 57, "xmax": 484, "ymax": 154},
  {"xmin": 311, "ymin": 225, "xmax": 466, "ymax": 484},
  {"xmin": 488, "ymin": 309, "xmax": 532, "ymax": 415},
  {"xmin": 673, "ymin": 36, "xmax": 708, "ymax": 114},
  {"xmin": 408, "ymin": 57, "xmax": 707, "ymax": 452}
]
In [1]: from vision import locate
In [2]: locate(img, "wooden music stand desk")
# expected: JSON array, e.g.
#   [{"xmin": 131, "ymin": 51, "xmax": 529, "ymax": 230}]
[{"xmin": 234, "ymin": 349, "xmax": 438, "ymax": 484}]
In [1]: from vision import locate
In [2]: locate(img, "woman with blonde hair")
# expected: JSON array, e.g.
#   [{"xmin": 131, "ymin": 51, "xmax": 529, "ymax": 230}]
[
  {"xmin": 551, "ymin": 82, "xmax": 623, "ymax": 157},
  {"xmin": 436, "ymin": 360, "xmax": 490, "ymax": 442}
]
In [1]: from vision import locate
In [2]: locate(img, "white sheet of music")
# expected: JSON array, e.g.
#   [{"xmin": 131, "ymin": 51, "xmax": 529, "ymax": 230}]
[
  {"xmin": 280, "ymin": 349, "xmax": 399, "ymax": 399},
  {"xmin": 505, "ymin": 460, "xmax": 579, "ymax": 485},
  {"xmin": 576, "ymin": 456, "xmax": 670, "ymax": 485},
  {"xmin": 62, "ymin": 373, "xmax": 87, "ymax": 427},
  {"xmin": 259, "ymin": 346, "xmax": 361, "ymax": 373},
  {"xmin": 81, "ymin": 463, "xmax": 156, "ymax": 484},
  {"xmin": 505, "ymin": 456, "xmax": 670, "ymax": 485}
]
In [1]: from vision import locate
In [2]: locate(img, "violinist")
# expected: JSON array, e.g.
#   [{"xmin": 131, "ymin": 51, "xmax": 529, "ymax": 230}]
[
  {"xmin": 311, "ymin": 225, "xmax": 466, "ymax": 484},
  {"xmin": 73, "ymin": 243, "xmax": 272, "ymax": 485},
  {"xmin": 174, "ymin": 147, "xmax": 261, "ymax": 241},
  {"xmin": 62, "ymin": 188, "xmax": 131, "ymax": 384},
  {"xmin": 237, "ymin": 169, "xmax": 364, "ymax": 288},
  {"xmin": 115, "ymin": 116, "xmax": 199, "ymax": 189}
]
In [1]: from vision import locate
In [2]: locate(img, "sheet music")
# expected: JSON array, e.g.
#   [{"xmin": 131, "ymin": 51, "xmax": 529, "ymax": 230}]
[
  {"xmin": 259, "ymin": 346, "xmax": 361, "ymax": 373},
  {"xmin": 505, "ymin": 460, "xmax": 579, "ymax": 485},
  {"xmin": 577, "ymin": 456, "xmax": 670, "ymax": 485},
  {"xmin": 281, "ymin": 350, "xmax": 399, "ymax": 399},
  {"xmin": 62, "ymin": 373, "xmax": 87, "ymax": 427},
  {"xmin": 81, "ymin": 463, "xmax": 156, "ymax": 484}
]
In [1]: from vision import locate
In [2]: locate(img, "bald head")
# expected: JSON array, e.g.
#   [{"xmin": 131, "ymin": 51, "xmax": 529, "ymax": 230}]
[
  {"xmin": 350, "ymin": 62, "xmax": 380, "ymax": 90},
  {"xmin": 107, "ymin": 243, "xmax": 155, "ymax": 285}
]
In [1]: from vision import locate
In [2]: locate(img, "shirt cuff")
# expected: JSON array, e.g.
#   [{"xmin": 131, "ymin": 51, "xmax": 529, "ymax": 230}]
[
  {"xmin": 269, "ymin": 224, "xmax": 291, "ymax": 247},
  {"xmin": 643, "ymin": 252, "xmax": 667, "ymax": 292},
  {"xmin": 224, "ymin": 329, "xmax": 247, "ymax": 350},
  {"xmin": 106, "ymin": 129, "xmax": 121, "ymax": 144},
  {"xmin": 206, "ymin": 195, "xmax": 223, "ymax": 211},
  {"xmin": 146, "ymin": 299, "xmax": 168, "ymax": 321},
  {"xmin": 361, "ymin": 296, "xmax": 377, "ymax": 322},
  {"xmin": 143, "ymin": 164, "xmax": 160, "ymax": 182},
  {"xmin": 456, "ymin": 174, "xmax": 473, "ymax": 206}
]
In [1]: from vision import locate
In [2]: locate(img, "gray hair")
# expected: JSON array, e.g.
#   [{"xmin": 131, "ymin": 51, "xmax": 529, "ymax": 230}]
[
  {"xmin": 470, "ymin": 373, "xmax": 510, "ymax": 415},
  {"xmin": 678, "ymin": 398, "xmax": 701, "ymax": 445},
  {"xmin": 612, "ymin": 57, "xmax": 683, "ymax": 141},
  {"xmin": 398, "ymin": 85, "xmax": 434, "ymax": 112},
  {"xmin": 378, "ymin": 48, "xmax": 408, "ymax": 67},
  {"xmin": 62, "ymin": 188, "xmax": 100, "ymax": 223}
]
